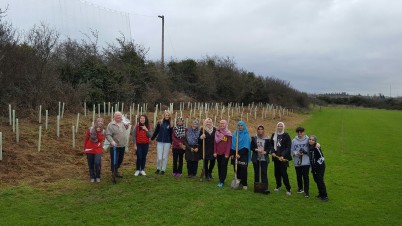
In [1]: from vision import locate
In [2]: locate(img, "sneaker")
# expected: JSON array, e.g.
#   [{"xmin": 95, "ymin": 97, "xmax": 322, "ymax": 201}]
[
  {"xmin": 90, "ymin": 178, "xmax": 95, "ymax": 183},
  {"xmin": 188, "ymin": 174, "xmax": 193, "ymax": 178},
  {"xmin": 297, "ymin": 188, "xmax": 304, "ymax": 194},
  {"xmin": 305, "ymin": 193, "xmax": 309, "ymax": 198},
  {"xmin": 161, "ymin": 171, "xmax": 165, "ymax": 175},
  {"xmin": 320, "ymin": 197, "xmax": 329, "ymax": 202},
  {"xmin": 155, "ymin": 169, "xmax": 160, "ymax": 174},
  {"xmin": 140, "ymin": 170, "xmax": 146, "ymax": 176},
  {"xmin": 96, "ymin": 178, "xmax": 101, "ymax": 183},
  {"xmin": 263, "ymin": 190, "xmax": 271, "ymax": 194},
  {"xmin": 172, "ymin": 173, "xmax": 177, "ymax": 177},
  {"xmin": 286, "ymin": 190, "xmax": 291, "ymax": 196},
  {"xmin": 176, "ymin": 173, "xmax": 182, "ymax": 177},
  {"xmin": 274, "ymin": 187, "xmax": 281, "ymax": 192},
  {"xmin": 243, "ymin": 186, "xmax": 248, "ymax": 190},
  {"xmin": 134, "ymin": 170, "xmax": 140, "ymax": 176},
  {"xmin": 217, "ymin": 182, "xmax": 223, "ymax": 188}
]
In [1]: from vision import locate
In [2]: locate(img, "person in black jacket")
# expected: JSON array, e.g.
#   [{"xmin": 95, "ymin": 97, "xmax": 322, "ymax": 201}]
[
  {"xmin": 250, "ymin": 125, "xmax": 271, "ymax": 194},
  {"xmin": 308, "ymin": 135, "xmax": 328, "ymax": 202},
  {"xmin": 199, "ymin": 118, "xmax": 217, "ymax": 181},
  {"xmin": 270, "ymin": 122, "xmax": 292, "ymax": 195}
]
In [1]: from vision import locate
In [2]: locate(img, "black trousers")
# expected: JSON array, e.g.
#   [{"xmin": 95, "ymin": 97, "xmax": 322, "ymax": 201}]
[
  {"xmin": 273, "ymin": 160, "xmax": 291, "ymax": 191},
  {"xmin": 172, "ymin": 149, "xmax": 184, "ymax": 174},
  {"xmin": 187, "ymin": 160, "xmax": 199, "ymax": 176},
  {"xmin": 312, "ymin": 163, "xmax": 327, "ymax": 197},
  {"xmin": 295, "ymin": 165, "xmax": 310, "ymax": 194},
  {"xmin": 110, "ymin": 147, "xmax": 125, "ymax": 172},
  {"xmin": 232, "ymin": 153, "xmax": 248, "ymax": 186},
  {"xmin": 216, "ymin": 155, "xmax": 229, "ymax": 183},
  {"xmin": 253, "ymin": 160, "xmax": 268, "ymax": 188},
  {"xmin": 203, "ymin": 158, "xmax": 216, "ymax": 177}
]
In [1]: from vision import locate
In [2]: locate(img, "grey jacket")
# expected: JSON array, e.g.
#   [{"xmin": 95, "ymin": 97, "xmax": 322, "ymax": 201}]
[{"xmin": 291, "ymin": 135, "xmax": 310, "ymax": 166}]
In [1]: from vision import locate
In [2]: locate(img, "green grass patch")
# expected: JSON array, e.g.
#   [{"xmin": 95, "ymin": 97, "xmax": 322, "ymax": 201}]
[{"xmin": 1, "ymin": 107, "xmax": 401, "ymax": 225}]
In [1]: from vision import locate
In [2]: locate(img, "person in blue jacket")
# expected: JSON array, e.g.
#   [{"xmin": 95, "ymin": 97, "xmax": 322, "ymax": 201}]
[
  {"xmin": 151, "ymin": 110, "xmax": 173, "ymax": 175},
  {"xmin": 231, "ymin": 121, "xmax": 251, "ymax": 190}
]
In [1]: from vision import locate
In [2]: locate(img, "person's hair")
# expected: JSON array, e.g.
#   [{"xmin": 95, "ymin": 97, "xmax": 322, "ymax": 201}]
[
  {"xmin": 138, "ymin": 115, "xmax": 149, "ymax": 128},
  {"xmin": 296, "ymin": 127, "xmax": 305, "ymax": 132},
  {"xmin": 309, "ymin": 135, "xmax": 318, "ymax": 143}
]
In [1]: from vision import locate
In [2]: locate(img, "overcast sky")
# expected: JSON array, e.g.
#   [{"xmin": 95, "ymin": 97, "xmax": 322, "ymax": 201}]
[{"xmin": 2, "ymin": 0, "xmax": 402, "ymax": 96}]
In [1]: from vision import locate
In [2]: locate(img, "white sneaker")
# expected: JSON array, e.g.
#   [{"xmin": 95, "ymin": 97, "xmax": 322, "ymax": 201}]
[
  {"xmin": 286, "ymin": 190, "xmax": 292, "ymax": 196},
  {"xmin": 274, "ymin": 187, "xmax": 281, "ymax": 192},
  {"xmin": 90, "ymin": 179, "xmax": 95, "ymax": 183},
  {"xmin": 243, "ymin": 186, "xmax": 248, "ymax": 190},
  {"xmin": 96, "ymin": 178, "xmax": 101, "ymax": 183},
  {"xmin": 140, "ymin": 170, "xmax": 146, "ymax": 176},
  {"xmin": 134, "ymin": 170, "xmax": 140, "ymax": 176}
]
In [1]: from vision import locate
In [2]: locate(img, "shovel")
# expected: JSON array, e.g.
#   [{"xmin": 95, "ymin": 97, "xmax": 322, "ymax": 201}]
[
  {"xmin": 112, "ymin": 146, "xmax": 117, "ymax": 184},
  {"xmin": 231, "ymin": 129, "xmax": 241, "ymax": 189},
  {"xmin": 254, "ymin": 159, "xmax": 266, "ymax": 193},
  {"xmin": 200, "ymin": 127, "xmax": 206, "ymax": 182}
]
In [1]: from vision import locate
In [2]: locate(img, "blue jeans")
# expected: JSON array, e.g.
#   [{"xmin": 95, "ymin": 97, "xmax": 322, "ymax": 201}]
[
  {"xmin": 87, "ymin": 154, "xmax": 101, "ymax": 179},
  {"xmin": 110, "ymin": 147, "xmax": 125, "ymax": 172},
  {"xmin": 136, "ymin": 144, "xmax": 149, "ymax": 171}
]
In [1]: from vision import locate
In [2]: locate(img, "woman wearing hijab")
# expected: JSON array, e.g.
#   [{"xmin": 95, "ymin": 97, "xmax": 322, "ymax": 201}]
[
  {"xmin": 199, "ymin": 118, "xmax": 216, "ymax": 181},
  {"xmin": 185, "ymin": 120, "xmax": 201, "ymax": 178},
  {"xmin": 151, "ymin": 111, "xmax": 173, "ymax": 175},
  {"xmin": 231, "ymin": 121, "xmax": 251, "ymax": 190},
  {"xmin": 250, "ymin": 124, "xmax": 270, "ymax": 194},
  {"xmin": 84, "ymin": 118, "xmax": 106, "ymax": 183},
  {"xmin": 214, "ymin": 119, "xmax": 232, "ymax": 187},
  {"xmin": 270, "ymin": 122, "xmax": 292, "ymax": 195},
  {"xmin": 172, "ymin": 117, "xmax": 187, "ymax": 177},
  {"xmin": 308, "ymin": 135, "xmax": 329, "ymax": 202}
]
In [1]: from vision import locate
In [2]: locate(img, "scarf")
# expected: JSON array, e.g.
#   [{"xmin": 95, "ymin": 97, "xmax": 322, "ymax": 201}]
[
  {"xmin": 174, "ymin": 117, "xmax": 185, "ymax": 138},
  {"xmin": 89, "ymin": 118, "xmax": 104, "ymax": 143},
  {"xmin": 272, "ymin": 122, "xmax": 285, "ymax": 151},
  {"xmin": 186, "ymin": 120, "xmax": 200, "ymax": 145},
  {"xmin": 204, "ymin": 118, "xmax": 214, "ymax": 135},
  {"xmin": 215, "ymin": 120, "xmax": 232, "ymax": 143},
  {"xmin": 89, "ymin": 127, "xmax": 99, "ymax": 143},
  {"xmin": 231, "ymin": 121, "xmax": 250, "ymax": 151}
]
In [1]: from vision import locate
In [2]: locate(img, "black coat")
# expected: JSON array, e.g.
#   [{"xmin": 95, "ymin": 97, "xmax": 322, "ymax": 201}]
[
  {"xmin": 270, "ymin": 132, "xmax": 292, "ymax": 161},
  {"xmin": 250, "ymin": 136, "xmax": 270, "ymax": 163},
  {"xmin": 198, "ymin": 127, "xmax": 216, "ymax": 160}
]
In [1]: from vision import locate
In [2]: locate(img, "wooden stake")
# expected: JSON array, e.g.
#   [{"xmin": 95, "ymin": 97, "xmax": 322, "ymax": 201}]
[
  {"xmin": 38, "ymin": 126, "xmax": 42, "ymax": 152},
  {"xmin": 72, "ymin": 126, "xmax": 75, "ymax": 148},
  {"xmin": 45, "ymin": 110, "xmax": 49, "ymax": 130},
  {"xmin": 16, "ymin": 118, "xmax": 19, "ymax": 143},
  {"xmin": 0, "ymin": 132, "xmax": 2, "ymax": 160}
]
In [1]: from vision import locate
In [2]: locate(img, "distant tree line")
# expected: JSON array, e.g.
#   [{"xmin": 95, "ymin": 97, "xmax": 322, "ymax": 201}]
[
  {"xmin": 1, "ymin": 12, "xmax": 309, "ymax": 116},
  {"xmin": 313, "ymin": 93, "xmax": 402, "ymax": 110}
]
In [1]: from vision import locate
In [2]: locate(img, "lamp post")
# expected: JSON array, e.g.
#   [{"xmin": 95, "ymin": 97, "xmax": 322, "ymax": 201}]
[{"xmin": 158, "ymin": 15, "xmax": 165, "ymax": 68}]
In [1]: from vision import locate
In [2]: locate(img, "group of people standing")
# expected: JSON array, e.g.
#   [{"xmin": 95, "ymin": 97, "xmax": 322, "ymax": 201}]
[{"xmin": 83, "ymin": 110, "xmax": 328, "ymax": 202}]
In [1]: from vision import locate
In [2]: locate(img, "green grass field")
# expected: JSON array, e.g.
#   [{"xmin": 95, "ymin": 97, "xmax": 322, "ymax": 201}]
[{"xmin": 1, "ymin": 107, "xmax": 401, "ymax": 225}]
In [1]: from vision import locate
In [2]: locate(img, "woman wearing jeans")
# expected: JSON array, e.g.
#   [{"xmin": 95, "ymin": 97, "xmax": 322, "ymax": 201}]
[
  {"xmin": 151, "ymin": 111, "xmax": 173, "ymax": 175},
  {"xmin": 133, "ymin": 115, "xmax": 152, "ymax": 176},
  {"xmin": 84, "ymin": 117, "xmax": 105, "ymax": 183}
]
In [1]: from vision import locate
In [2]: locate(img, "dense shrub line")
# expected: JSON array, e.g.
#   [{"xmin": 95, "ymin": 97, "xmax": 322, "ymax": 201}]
[{"xmin": 0, "ymin": 13, "xmax": 309, "ymax": 116}]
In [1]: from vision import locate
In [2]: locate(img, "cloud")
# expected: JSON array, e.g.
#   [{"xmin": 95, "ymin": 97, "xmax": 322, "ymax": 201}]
[{"xmin": 1, "ymin": 0, "xmax": 401, "ymax": 96}]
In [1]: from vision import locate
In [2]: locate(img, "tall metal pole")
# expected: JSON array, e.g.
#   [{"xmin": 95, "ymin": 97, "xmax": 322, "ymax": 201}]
[{"xmin": 158, "ymin": 15, "xmax": 165, "ymax": 68}]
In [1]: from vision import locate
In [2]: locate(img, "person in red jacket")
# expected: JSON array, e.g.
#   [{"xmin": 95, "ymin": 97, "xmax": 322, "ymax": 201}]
[
  {"xmin": 214, "ymin": 119, "xmax": 232, "ymax": 187},
  {"xmin": 84, "ymin": 118, "xmax": 106, "ymax": 183},
  {"xmin": 133, "ymin": 115, "xmax": 153, "ymax": 176}
]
